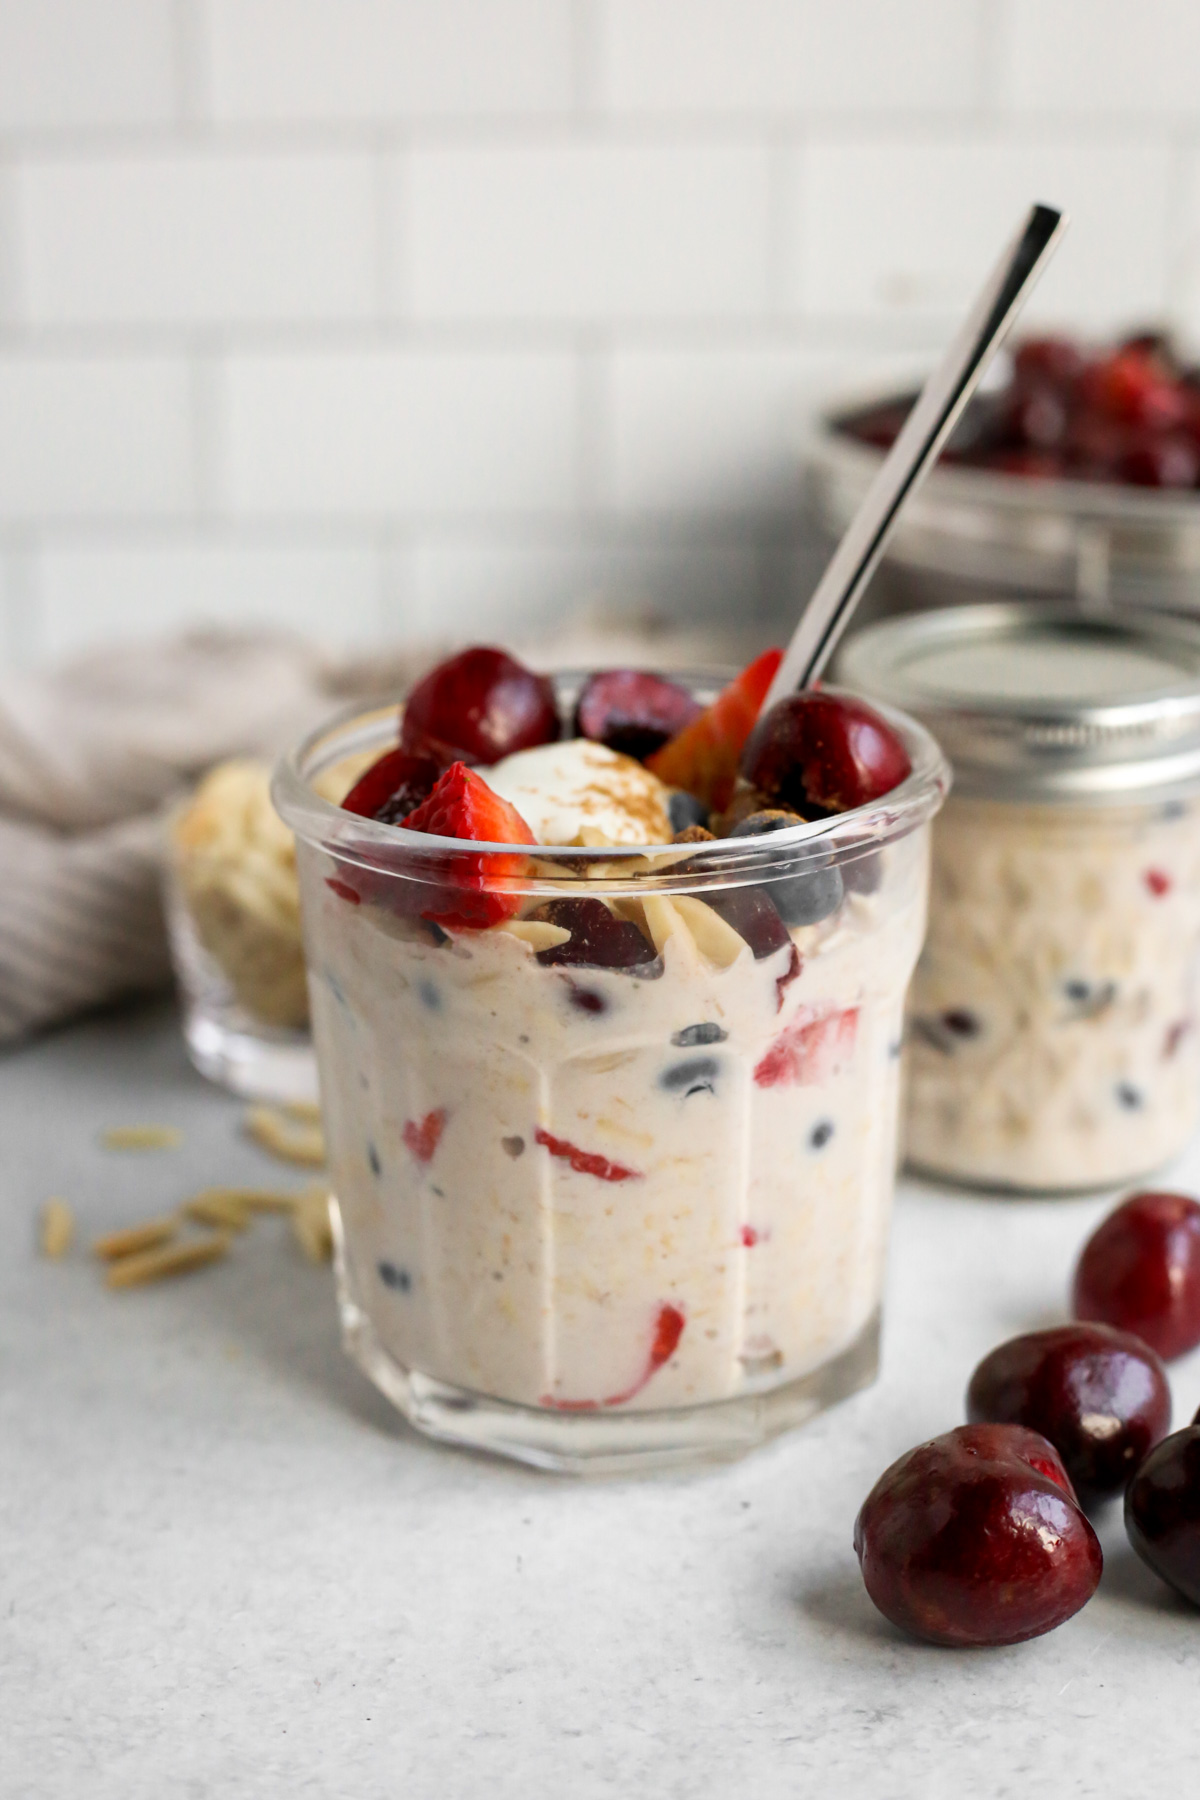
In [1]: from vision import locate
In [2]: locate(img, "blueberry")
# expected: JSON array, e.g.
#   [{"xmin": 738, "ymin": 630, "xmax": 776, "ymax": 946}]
[
  {"xmin": 501, "ymin": 1135, "xmax": 525, "ymax": 1158},
  {"xmin": 810, "ymin": 1120, "xmax": 834, "ymax": 1150},
  {"xmin": 942, "ymin": 1008, "xmax": 980, "ymax": 1038},
  {"xmin": 418, "ymin": 979, "xmax": 441, "ymax": 1011},
  {"xmin": 912, "ymin": 1012, "xmax": 981, "ymax": 1053},
  {"xmin": 703, "ymin": 887, "xmax": 790, "ymax": 960},
  {"xmin": 368, "ymin": 1142, "xmax": 381, "ymax": 1177},
  {"xmin": 1117, "ymin": 1082, "xmax": 1144, "ymax": 1111},
  {"xmin": 378, "ymin": 1261, "xmax": 412, "ymax": 1293},
  {"xmin": 1063, "ymin": 979, "xmax": 1117, "ymax": 1017},
  {"xmin": 669, "ymin": 789, "xmax": 710, "ymax": 835},
  {"xmin": 728, "ymin": 811, "xmax": 843, "ymax": 927},
  {"xmin": 660, "ymin": 1056, "xmax": 720, "ymax": 1097},
  {"xmin": 672, "ymin": 1022, "xmax": 728, "ymax": 1048}
]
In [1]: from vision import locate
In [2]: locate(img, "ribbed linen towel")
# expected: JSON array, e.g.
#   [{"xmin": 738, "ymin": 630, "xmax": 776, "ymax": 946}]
[{"xmin": 0, "ymin": 630, "xmax": 428, "ymax": 1045}]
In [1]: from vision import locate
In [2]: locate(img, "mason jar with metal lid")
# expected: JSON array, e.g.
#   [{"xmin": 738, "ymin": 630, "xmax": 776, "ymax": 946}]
[{"xmin": 839, "ymin": 603, "xmax": 1200, "ymax": 1194}]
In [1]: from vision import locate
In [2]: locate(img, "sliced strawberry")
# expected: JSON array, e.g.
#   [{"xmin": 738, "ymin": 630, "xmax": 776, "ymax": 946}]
[
  {"xmin": 646, "ymin": 647, "xmax": 782, "ymax": 811},
  {"xmin": 401, "ymin": 762, "xmax": 536, "ymax": 931},
  {"xmin": 402, "ymin": 1108, "xmax": 447, "ymax": 1164},
  {"xmin": 541, "ymin": 1301, "xmax": 685, "ymax": 1410},
  {"xmin": 754, "ymin": 1005, "xmax": 858, "ymax": 1088}
]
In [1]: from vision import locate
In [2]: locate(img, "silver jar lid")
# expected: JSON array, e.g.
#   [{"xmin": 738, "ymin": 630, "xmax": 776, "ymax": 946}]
[{"xmin": 836, "ymin": 602, "xmax": 1200, "ymax": 803}]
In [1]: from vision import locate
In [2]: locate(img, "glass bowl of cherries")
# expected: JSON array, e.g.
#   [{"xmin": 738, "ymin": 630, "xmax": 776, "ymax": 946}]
[{"xmin": 811, "ymin": 330, "xmax": 1200, "ymax": 618}]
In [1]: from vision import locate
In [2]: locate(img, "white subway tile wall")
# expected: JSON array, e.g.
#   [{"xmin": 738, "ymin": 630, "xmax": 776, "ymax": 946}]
[{"xmin": 0, "ymin": 0, "xmax": 1195, "ymax": 661}]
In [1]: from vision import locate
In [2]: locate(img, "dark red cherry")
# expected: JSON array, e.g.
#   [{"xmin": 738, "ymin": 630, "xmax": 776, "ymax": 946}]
[
  {"xmin": 1013, "ymin": 336, "xmax": 1085, "ymax": 392},
  {"xmin": 574, "ymin": 669, "xmax": 702, "ymax": 763},
  {"xmin": 966, "ymin": 1323, "xmax": 1171, "ymax": 1498},
  {"xmin": 530, "ymin": 897, "xmax": 661, "ymax": 975},
  {"xmin": 854, "ymin": 1423, "xmax": 1102, "ymax": 1647},
  {"xmin": 740, "ymin": 691, "xmax": 911, "ymax": 815},
  {"xmin": 1000, "ymin": 384, "xmax": 1069, "ymax": 450},
  {"xmin": 400, "ymin": 646, "xmax": 559, "ymax": 767},
  {"xmin": 1117, "ymin": 432, "xmax": 1199, "ymax": 489},
  {"xmin": 703, "ymin": 886, "xmax": 790, "ymax": 960},
  {"xmin": 1125, "ymin": 1418, "xmax": 1200, "ymax": 1604},
  {"xmin": 1073, "ymin": 1190, "xmax": 1200, "ymax": 1360},
  {"xmin": 341, "ymin": 747, "xmax": 440, "ymax": 824}
]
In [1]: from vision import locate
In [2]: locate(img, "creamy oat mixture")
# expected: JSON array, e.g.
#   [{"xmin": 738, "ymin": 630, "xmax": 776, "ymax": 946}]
[
  {"xmin": 300, "ymin": 825, "xmax": 929, "ymax": 1413},
  {"xmin": 906, "ymin": 796, "xmax": 1200, "ymax": 1191}
]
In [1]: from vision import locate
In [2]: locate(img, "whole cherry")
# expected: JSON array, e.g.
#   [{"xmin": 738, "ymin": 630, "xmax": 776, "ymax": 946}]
[
  {"xmin": 740, "ymin": 691, "xmax": 911, "ymax": 816},
  {"xmin": 1125, "ymin": 1410, "xmax": 1200, "ymax": 1605},
  {"xmin": 966, "ymin": 1323, "xmax": 1171, "ymax": 1498},
  {"xmin": 400, "ymin": 646, "xmax": 559, "ymax": 767},
  {"xmin": 574, "ymin": 669, "xmax": 701, "ymax": 763},
  {"xmin": 1073, "ymin": 1189, "xmax": 1200, "ymax": 1360},
  {"xmin": 854, "ymin": 1423, "xmax": 1102, "ymax": 1647}
]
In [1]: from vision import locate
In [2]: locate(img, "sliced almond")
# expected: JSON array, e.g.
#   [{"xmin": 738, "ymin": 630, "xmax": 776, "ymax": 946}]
[
  {"xmin": 244, "ymin": 1105, "xmax": 326, "ymax": 1167},
  {"xmin": 641, "ymin": 894, "xmax": 689, "ymax": 958},
  {"xmin": 93, "ymin": 1217, "xmax": 178, "ymax": 1261},
  {"xmin": 101, "ymin": 1125, "xmax": 182, "ymax": 1151},
  {"xmin": 291, "ymin": 1191, "xmax": 333, "ymax": 1264},
  {"xmin": 207, "ymin": 1186, "xmax": 307, "ymax": 1215},
  {"xmin": 499, "ymin": 919, "xmax": 573, "ymax": 952},
  {"xmin": 182, "ymin": 1191, "xmax": 254, "ymax": 1232},
  {"xmin": 105, "ymin": 1234, "xmax": 230, "ymax": 1289},
  {"xmin": 282, "ymin": 1100, "xmax": 323, "ymax": 1125},
  {"xmin": 671, "ymin": 897, "xmax": 747, "ymax": 969},
  {"xmin": 40, "ymin": 1198, "xmax": 75, "ymax": 1259}
]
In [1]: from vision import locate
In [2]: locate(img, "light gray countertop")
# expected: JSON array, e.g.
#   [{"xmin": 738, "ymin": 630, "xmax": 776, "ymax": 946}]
[{"xmin": 4, "ymin": 1003, "xmax": 1200, "ymax": 1798}]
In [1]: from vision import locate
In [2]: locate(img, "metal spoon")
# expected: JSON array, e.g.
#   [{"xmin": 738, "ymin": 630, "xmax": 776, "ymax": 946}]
[{"xmin": 762, "ymin": 201, "xmax": 1067, "ymax": 707}]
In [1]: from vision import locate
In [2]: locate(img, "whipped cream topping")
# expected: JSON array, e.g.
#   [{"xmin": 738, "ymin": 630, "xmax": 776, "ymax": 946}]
[{"xmin": 484, "ymin": 738, "xmax": 673, "ymax": 846}]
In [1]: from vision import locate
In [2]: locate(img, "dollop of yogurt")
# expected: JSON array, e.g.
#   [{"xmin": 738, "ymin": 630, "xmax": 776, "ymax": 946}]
[{"xmin": 484, "ymin": 739, "xmax": 673, "ymax": 846}]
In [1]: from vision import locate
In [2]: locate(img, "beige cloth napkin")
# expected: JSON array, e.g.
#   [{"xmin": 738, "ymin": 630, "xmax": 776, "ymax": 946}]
[{"xmin": 0, "ymin": 630, "xmax": 431, "ymax": 1045}]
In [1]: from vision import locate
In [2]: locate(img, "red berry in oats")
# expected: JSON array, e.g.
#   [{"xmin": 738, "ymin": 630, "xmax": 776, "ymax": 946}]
[
  {"xmin": 528, "ymin": 897, "xmax": 661, "ymax": 975},
  {"xmin": 646, "ymin": 647, "xmax": 782, "ymax": 811},
  {"xmin": 533, "ymin": 1126, "xmax": 640, "ymax": 1184},
  {"xmin": 740, "ymin": 692, "xmax": 910, "ymax": 815},
  {"xmin": 574, "ymin": 669, "xmax": 702, "ymax": 763},
  {"xmin": 542, "ymin": 1301, "xmax": 685, "ymax": 1410},
  {"xmin": 401, "ymin": 646, "xmax": 559, "ymax": 767},
  {"xmin": 342, "ymin": 746, "xmax": 440, "ymax": 823},
  {"xmin": 854, "ymin": 1423, "xmax": 1102, "ymax": 1648},
  {"xmin": 402, "ymin": 1109, "xmax": 447, "ymax": 1165},
  {"xmin": 400, "ymin": 762, "xmax": 536, "ymax": 931},
  {"xmin": 1073, "ymin": 1190, "xmax": 1200, "ymax": 1360},
  {"xmin": 1125, "ymin": 1419, "xmax": 1200, "ymax": 1605},
  {"xmin": 966, "ymin": 1323, "xmax": 1170, "ymax": 1498}
]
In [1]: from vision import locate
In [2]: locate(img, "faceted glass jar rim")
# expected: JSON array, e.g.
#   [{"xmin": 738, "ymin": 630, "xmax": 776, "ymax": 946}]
[{"xmin": 272, "ymin": 668, "xmax": 949, "ymax": 898}]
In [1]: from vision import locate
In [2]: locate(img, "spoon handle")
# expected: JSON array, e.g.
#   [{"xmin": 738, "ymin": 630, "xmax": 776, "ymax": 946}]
[{"xmin": 763, "ymin": 201, "xmax": 1067, "ymax": 707}]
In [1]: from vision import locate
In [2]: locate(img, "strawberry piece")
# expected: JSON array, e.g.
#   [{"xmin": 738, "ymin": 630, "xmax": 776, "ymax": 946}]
[
  {"xmin": 754, "ymin": 1005, "xmax": 858, "ymax": 1088},
  {"xmin": 646, "ymin": 647, "xmax": 783, "ymax": 811},
  {"xmin": 541, "ymin": 1301, "xmax": 685, "ymax": 1410},
  {"xmin": 400, "ymin": 761, "xmax": 536, "ymax": 931},
  {"xmin": 1145, "ymin": 868, "xmax": 1172, "ymax": 897},
  {"xmin": 534, "ymin": 1126, "xmax": 641, "ymax": 1183},
  {"xmin": 402, "ymin": 1108, "xmax": 447, "ymax": 1164}
]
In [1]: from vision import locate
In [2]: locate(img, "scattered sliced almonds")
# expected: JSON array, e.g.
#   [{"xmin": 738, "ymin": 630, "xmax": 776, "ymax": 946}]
[
  {"xmin": 181, "ymin": 1190, "xmax": 254, "ymax": 1232},
  {"xmin": 101, "ymin": 1125, "xmax": 182, "ymax": 1151},
  {"xmin": 93, "ymin": 1217, "xmax": 178, "ymax": 1261},
  {"xmin": 105, "ymin": 1234, "xmax": 230, "ymax": 1290},
  {"xmin": 40, "ymin": 1198, "xmax": 75, "ymax": 1259},
  {"xmin": 244, "ymin": 1105, "xmax": 326, "ymax": 1167}
]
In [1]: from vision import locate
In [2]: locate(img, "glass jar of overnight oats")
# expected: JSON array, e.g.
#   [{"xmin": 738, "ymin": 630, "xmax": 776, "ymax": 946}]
[
  {"xmin": 274, "ymin": 678, "xmax": 947, "ymax": 1473},
  {"xmin": 840, "ymin": 603, "xmax": 1200, "ymax": 1195}
]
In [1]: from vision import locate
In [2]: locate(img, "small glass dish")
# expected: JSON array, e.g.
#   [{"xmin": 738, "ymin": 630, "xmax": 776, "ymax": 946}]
[{"xmin": 164, "ymin": 759, "xmax": 317, "ymax": 1104}]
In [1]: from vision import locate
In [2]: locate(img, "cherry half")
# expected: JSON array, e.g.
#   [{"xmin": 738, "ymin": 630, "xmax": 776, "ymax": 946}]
[
  {"xmin": 574, "ymin": 669, "xmax": 701, "ymax": 763},
  {"xmin": 1125, "ymin": 1410, "xmax": 1200, "ymax": 1605},
  {"xmin": 854, "ymin": 1423, "xmax": 1102, "ymax": 1647},
  {"xmin": 530, "ymin": 897, "xmax": 662, "ymax": 975},
  {"xmin": 740, "ymin": 692, "xmax": 911, "ymax": 816},
  {"xmin": 1073, "ymin": 1190, "xmax": 1200, "ymax": 1361},
  {"xmin": 966, "ymin": 1323, "xmax": 1171, "ymax": 1498},
  {"xmin": 341, "ymin": 746, "xmax": 440, "ymax": 824},
  {"xmin": 400, "ymin": 646, "xmax": 559, "ymax": 767}
]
